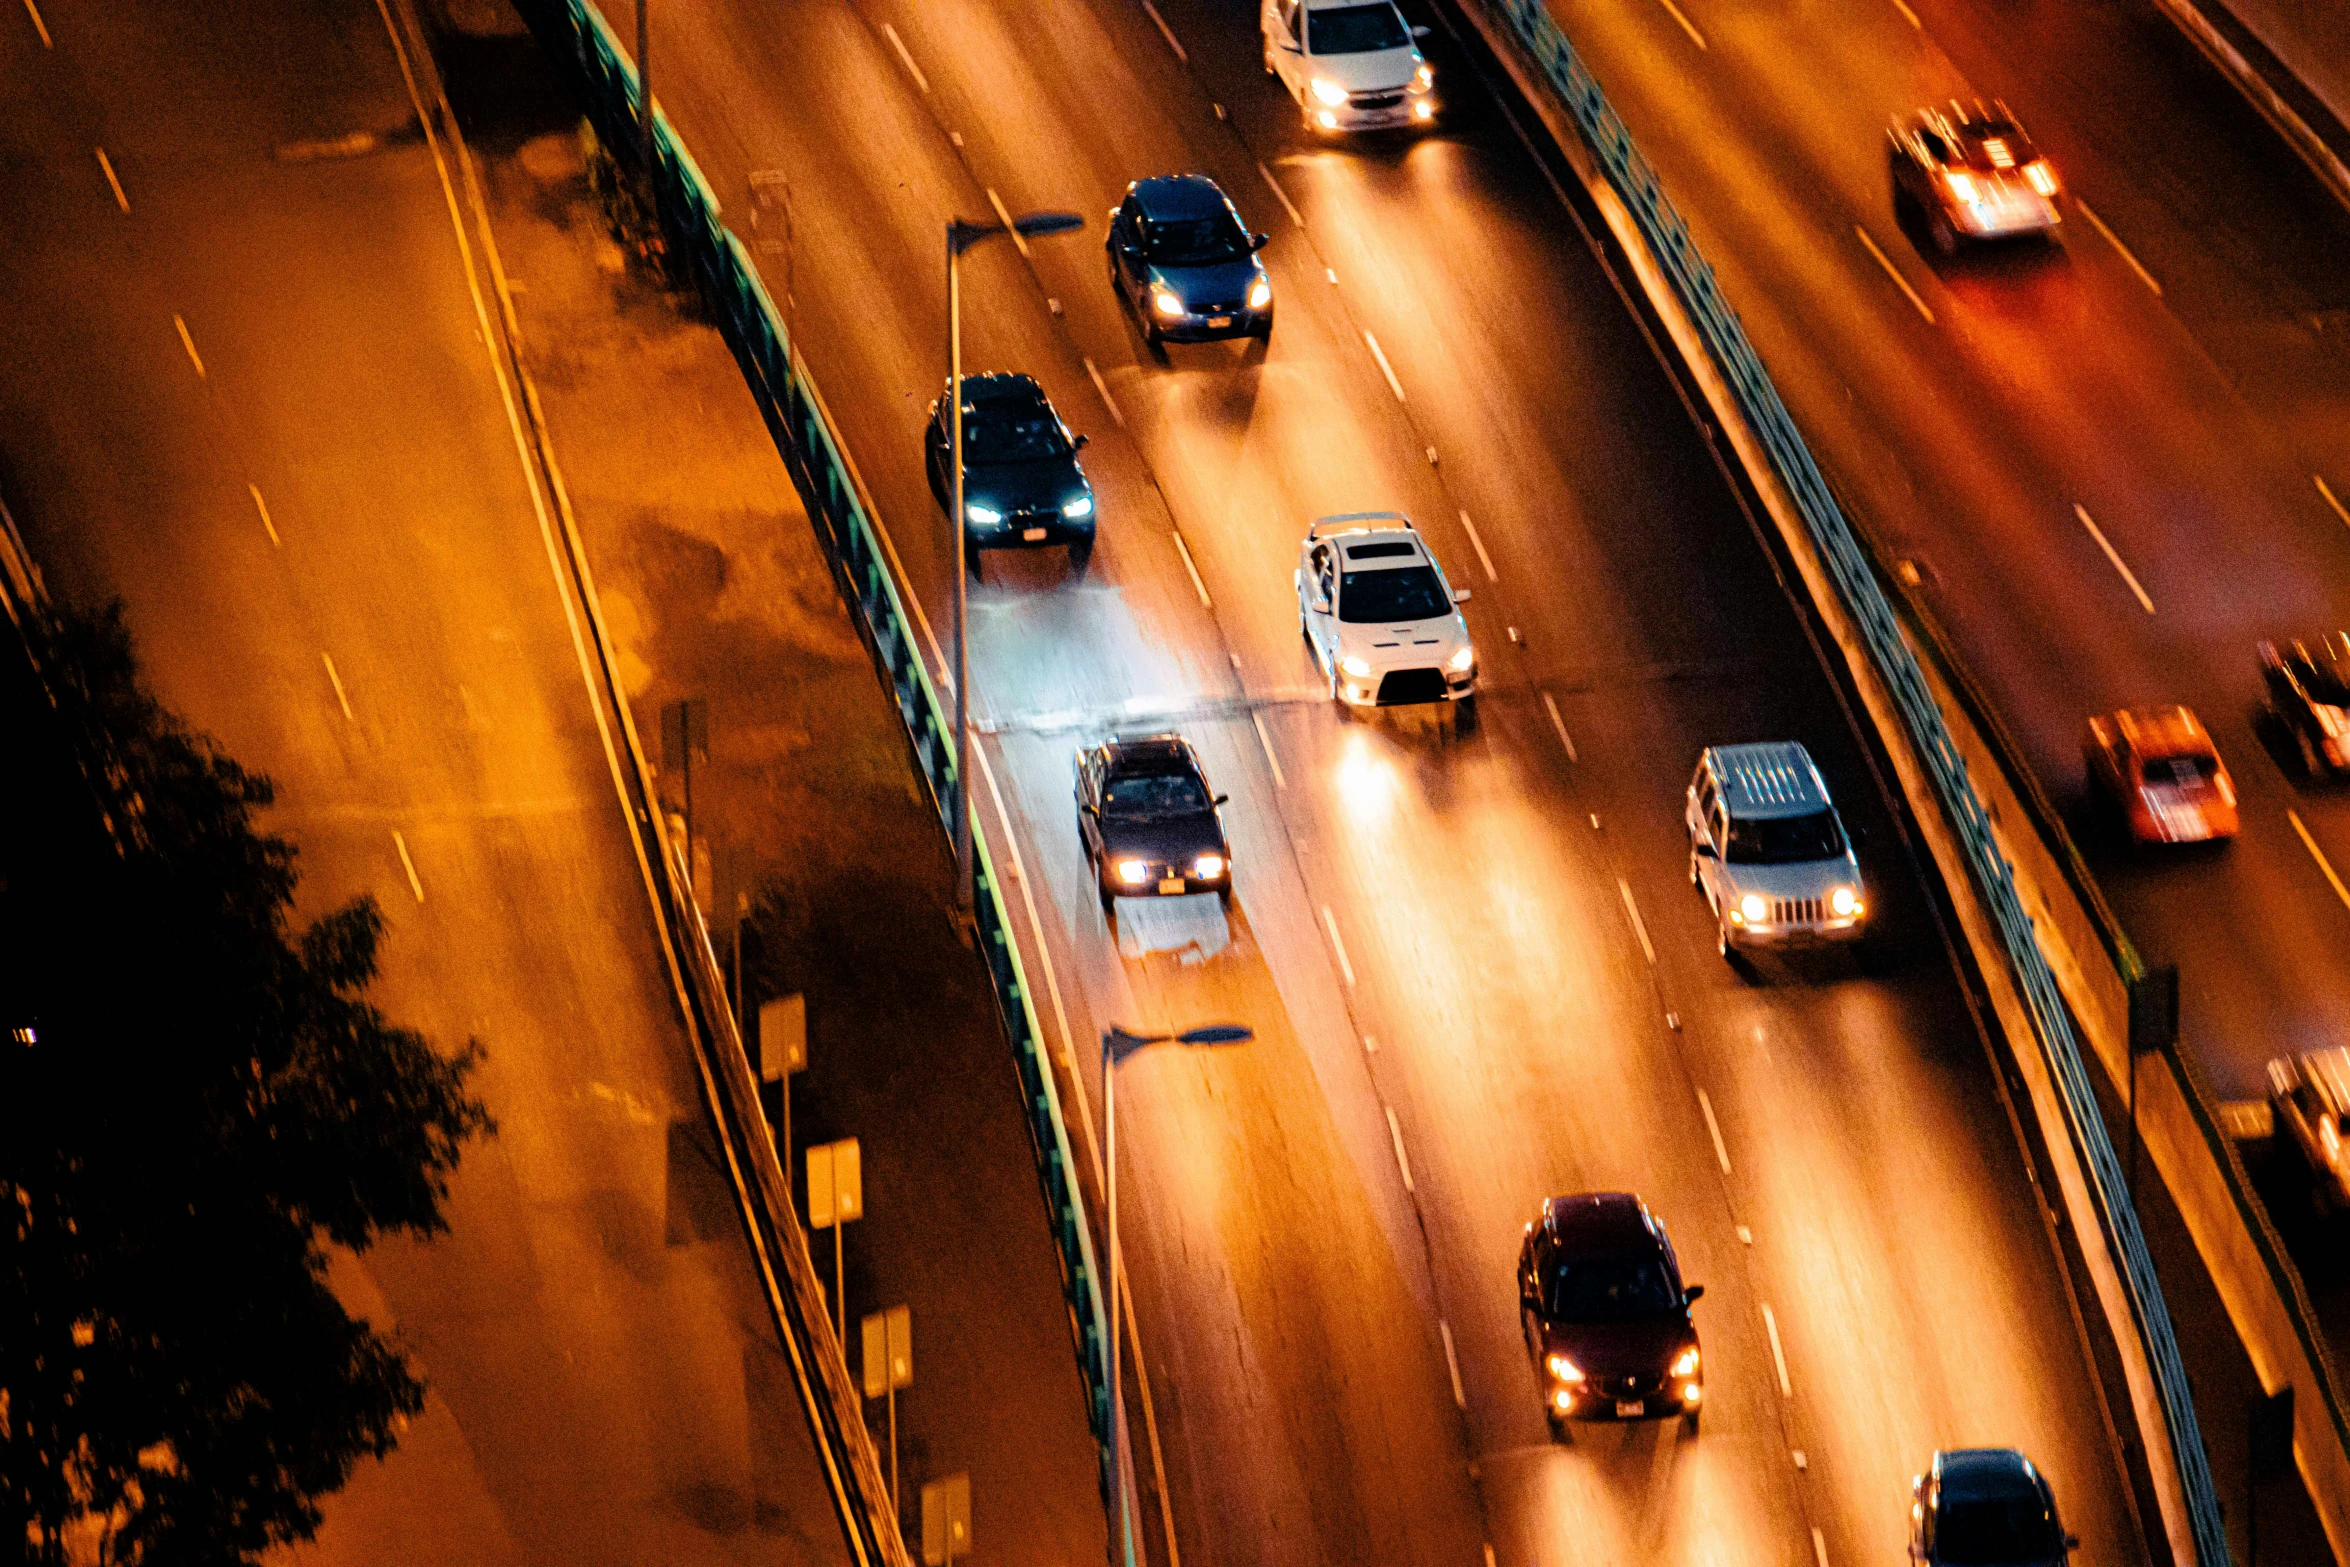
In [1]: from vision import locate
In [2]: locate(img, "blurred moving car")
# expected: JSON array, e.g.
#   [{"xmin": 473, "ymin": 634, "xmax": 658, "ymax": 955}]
[
  {"xmin": 2083, "ymin": 706, "xmax": 2237, "ymax": 843},
  {"xmin": 2260, "ymin": 634, "xmax": 2350, "ymax": 776},
  {"xmin": 2268, "ymin": 1045, "xmax": 2350, "ymax": 1210},
  {"xmin": 1517, "ymin": 1192, "xmax": 1704, "ymax": 1434},
  {"xmin": 1888, "ymin": 103, "xmax": 2061, "ymax": 255},
  {"xmin": 924, "ymin": 373, "xmax": 1094, "ymax": 575},
  {"xmin": 1261, "ymin": 0, "xmax": 1437, "ymax": 133},
  {"xmin": 1107, "ymin": 175, "xmax": 1273, "ymax": 348},
  {"xmin": 1909, "ymin": 1449, "xmax": 2078, "ymax": 1565},
  {"xmin": 1074, "ymin": 733, "xmax": 1233, "ymax": 911},
  {"xmin": 1295, "ymin": 512, "xmax": 1476, "ymax": 711},
  {"xmin": 1686, "ymin": 741, "xmax": 1866, "ymax": 959}
]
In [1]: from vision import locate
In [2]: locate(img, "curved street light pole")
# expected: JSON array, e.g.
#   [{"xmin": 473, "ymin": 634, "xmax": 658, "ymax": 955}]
[{"xmin": 945, "ymin": 210, "xmax": 1084, "ymax": 916}]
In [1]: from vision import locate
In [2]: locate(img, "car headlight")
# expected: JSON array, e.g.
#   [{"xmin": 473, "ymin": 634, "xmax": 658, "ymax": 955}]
[
  {"xmin": 1412, "ymin": 100, "xmax": 1434, "ymax": 121},
  {"xmin": 1945, "ymin": 171, "xmax": 1979, "ymax": 204},
  {"xmin": 1830, "ymin": 886, "xmax": 1862, "ymax": 918},
  {"xmin": 1447, "ymin": 646, "xmax": 1475, "ymax": 673},
  {"xmin": 1339, "ymin": 654, "xmax": 1372, "ymax": 678},
  {"xmin": 964, "ymin": 503, "xmax": 1001, "ymax": 525},
  {"xmin": 2024, "ymin": 159, "xmax": 2058, "ymax": 197},
  {"xmin": 1115, "ymin": 859, "xmax": 1151, "ymax": 886},
  {"xmin": 1151, "ymin": 287, "xmax": 1185, "ymax": 318},
  {"xmin": 1413, "ymin": 63, "xmax": 1435, "ymax": 91},
  {"xmin": 1193, "ymin": 854, "xmax": 1226, "ymax": 880},
  {"xmin": 1247, "ymin": 278, "xmax": 1273, "ymax": 311},
  {"xmin": 1739, "ymin": 892, "xmax": 1768, "ymax": 924},
  {"xmin": 1062, "ymin": 494, "xmax": 1094, "ymax": 519},
  {"xmin": 1546, "ymin": 1353, "xmax": 1583, "ymax": 1383},
  {"xmin": 1671, "ymin": 1346, "xmax": 1700, "ymax": 1378},
  {"xmin": 1310, "ymin": 77, "xmax": 1349, "ymax": 107}
]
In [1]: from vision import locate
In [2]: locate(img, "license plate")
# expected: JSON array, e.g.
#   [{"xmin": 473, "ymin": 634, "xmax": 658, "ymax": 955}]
[
  {"xmin": 1022, "ymin": 526, "xmax": 1048, "ymax": 541},
  {"xmin": 1208, "ymin": 316, "xmax": 1232, "ymax": 328},
  {"xmin": 1614, "ymin": 1400, "xmax": 1644, "ymax": 1418},
  {"xmin": 1157, "ymin": 877, "xmax": 1186, "ymax": 895}
]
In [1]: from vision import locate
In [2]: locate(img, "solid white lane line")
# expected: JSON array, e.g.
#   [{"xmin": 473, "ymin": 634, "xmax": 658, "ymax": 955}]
[
  {"xmin": 1653, "ymin": 0, "xmax": 1707, "ymax": 49},
  {"xmin": 1541, "ymin": 691, "xmax": 1578, "ymax": 761},
  {"xmin": 1141, "ymin": 0, "xmax": 1188, "ymax": 61},
  {"xmin": 95, "ymin": 147, "xmax": 128, "ymax": 211},
  {"xmin": 1616, "ymin": 877, "xmax": 1655, "ymax": 964},
  {"xmin": 1322, "ymin": 904, "xmax": 1356, "ymax": 985},
  {"xmin": 1697, "ymin": 1088, "xmax": 1731, "ymax": 1173},
  {"xmin": 392, "ymin": 831, "xmax": 425, "ymax": 902},
  {"xmin": 2289, "ymin": 810, "xmax": 2350, "ymax": 913},
  {"xmin": 1458, "ymin": 510, "xmax": 1497, "ymax": 581},
  {"xmin": 1252, "ymin": 710, "xmax": 1287, "ymax": 789},
  {"xmin": 23, "ymin": 0, "xmax": 50, "ymax": 47},
  {"xmin": 1385, "ymin": 1104, "xmax": 1415, "ymax": 1192},
  {"xmin": 1082, "ymin": 356, "xmax": 1125, "ymax": 427},
  {"xmin": 321, "ymin": 652, "xmax": 356, "ymax": 723},
  {"xmin": 1484, "ymin": 1546, "xmax": 1498, "ymax": 1567},
  {"xmin": 879, "ymin": 22, "xmax": 929, "ymax": 93},
  {"xmin": 1854, "ymin": 226, "xmax": 1934, "ymax": 324},
  {"xmin": 1813, "ymin": 1527, "xmax": 1831, "ymax": 1567},
  {"xmin": 986, "ymin": 188, "xmax": 1030, "ymax": 258},
  {"xmin": 1257, "ymin": 161, "xmax": 1305, "ymax": 228},
  {"xmin": 1364, "ymin": 330, "xmax": 1406, "ymax": 402},
  {"xmin": 248, "ymin": 484, "xmax": 280, "ymax": 547},
  {"xmin": 1325, "ymin": 267, "xmax": 1338, "ymax": 285},
  {"xmin": 1762, "ymin": 1303, "xmax": 1792, "ymax": 1397},
  {"xmin": 1887, "ymin": 0, "xmax": 1921, "ymax": 26},
  {"xmin": 174, "ymin": 314, "xmax": 206, "ymax": 378},
  {"xmin": 2317, "ymin": 474, "xmax": 2350, "ymax": 528},
  {"xmin": 1170, "ymin": 530, "xmax": 1211, "ymax": 607},
  {"xmin": 1439, "ymin": 1319, "xmax": 1467, "ymax": 1407},
  {"xmin": 2075, "ymin": 199, "xmax": 2161, "ymax": 296},
  {"xmin": 2072, "ymin": 503, "xmax": 2154, "ymax": 613}
]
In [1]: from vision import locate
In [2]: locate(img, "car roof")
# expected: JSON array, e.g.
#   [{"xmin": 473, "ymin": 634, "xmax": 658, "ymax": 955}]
[
  {"xmin": 1308, "ymin": 513, "xmax": 1428, "ymax": 573},
  {"xmin": 1103, "ymin": 732, "xmax": 1198, "ymax": 772},
  {"xmin": 1540, "ymin": 1192, "xmax": 1661, "ymax": 1254},
  {"xmin": 1129, "ymin": 174, "xmax": 1231, "ymax": 221},
  {"xmin": 2112, "ymin": 706, "xmax": 2214, "ymax": 758},
  {"xmin": 1707, "ymin": 742, "xmax": 1831, "ymax": 819},
  {"xmin": 1934, "ymin": 1448, "xmax": 2044, "ymax": 1501},
  {"xmin": 957, "ymin": 371, "xmax": 1053, "ymax": 410}
]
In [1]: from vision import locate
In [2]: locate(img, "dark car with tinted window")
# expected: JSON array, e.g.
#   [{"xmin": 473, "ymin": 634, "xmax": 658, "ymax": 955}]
[
  {"xmin": 1108, "ymin": 175, "xmax": 1273, "ymax": 348},
  {"xmin": 1075, "ymin": 733, "xmax": 1232, "ymax": 909},
  {"xmin": 924, "ymin": 372, "xmax": 1094, "ymax": 575},
  {"xmin": 1518, "ymin": 1192, "xmax": 1704, "ymax": 1433},
  {"xmin": 1910, "ymin": 1449, "xmax": 2077, "ymax": 1565},
  {"xmin": 2260, "ymin": 634, "xmax": 2350, "ymax": 776}
]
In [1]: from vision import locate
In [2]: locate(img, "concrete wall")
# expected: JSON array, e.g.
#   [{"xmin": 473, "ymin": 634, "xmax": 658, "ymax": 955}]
[{"xmin": 2222, "ymin": 0, "xmax": 2350, "ymax": 130}]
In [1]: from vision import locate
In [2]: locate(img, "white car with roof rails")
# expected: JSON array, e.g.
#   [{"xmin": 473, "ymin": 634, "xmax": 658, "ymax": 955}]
[
  {"xmin": 1686, "ymin": 742, "xmax": 1867, "ymax": 959},
  {"xmin": 1295, "ymin": 512, "xmax": 1475, "ymax": 710},
  {"xmin": 1261, "ymin": 0, "xmax": 1439, "ymax": 133}
]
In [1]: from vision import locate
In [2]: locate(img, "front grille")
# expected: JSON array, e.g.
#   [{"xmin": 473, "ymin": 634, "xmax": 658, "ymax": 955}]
[
  {"xmin": 1773, "ymin": 896, "xmax": 1824, "ymax": 926},
  {"xmin": 1377, "ymin": 668, "xmax": 1449, "ymax": 705},
  {"xmin": 1350, "ymin": 90, "xmax": 1405, "ymax": 109}
]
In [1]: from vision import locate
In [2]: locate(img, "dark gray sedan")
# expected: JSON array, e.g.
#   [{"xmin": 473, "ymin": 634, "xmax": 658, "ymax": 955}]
[{"xmin": 1074, "ymin": 734, "xmax": 1231, "ymax": 910}]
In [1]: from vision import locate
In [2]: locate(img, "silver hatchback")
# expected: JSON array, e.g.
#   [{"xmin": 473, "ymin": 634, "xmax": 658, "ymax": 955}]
[{"xmin": 1686, "ymin": 742, "xmax": 1867, "ymax": 959}]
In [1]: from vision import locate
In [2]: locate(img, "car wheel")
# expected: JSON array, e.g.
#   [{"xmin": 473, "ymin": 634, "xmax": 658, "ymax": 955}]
[
  {"xmin": 1716, "ymin": 922, "xmax": 1732, "ymax": 961},
  {"xmin": 1069, "ymin": 538, "xmax": 1093, "ymax": 577},
  {"xmin": 1929, "ymin": 212, "xmax": 1958, "ymax": 257},
  {"xmin": 1682, "ymin": 1409, "xmax": 1701, "ymax": 1436},
  {"xmin": 967, "ymin": 543, "xmax": 984, "ymax": 581},
  {"xmin": 1455, "ymin": 694, "xmax": 1478, "ymax": 732},
  {"xmin": 1218, "ymin": 887, "xmax": 1233, "ymax": 910}
]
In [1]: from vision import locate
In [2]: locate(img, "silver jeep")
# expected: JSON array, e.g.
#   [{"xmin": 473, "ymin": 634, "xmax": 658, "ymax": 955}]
[{"xmin": 1686, "ymin": 741, "xmax": 1867, "ymax": 959}]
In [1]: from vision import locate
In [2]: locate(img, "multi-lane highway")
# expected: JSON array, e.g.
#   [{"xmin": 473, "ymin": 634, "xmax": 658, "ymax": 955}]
[{"xmin": 629, "ymin": 1, "xmax": 2158, "ymax": 1563}]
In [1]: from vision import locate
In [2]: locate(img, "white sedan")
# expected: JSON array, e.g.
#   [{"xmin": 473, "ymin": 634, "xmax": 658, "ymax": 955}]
[{"xmin": 1295, "ymin": 512, "xmax": 1476, "ymax": 710}]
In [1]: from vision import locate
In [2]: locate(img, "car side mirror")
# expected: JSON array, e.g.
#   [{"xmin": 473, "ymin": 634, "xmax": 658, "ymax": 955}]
[
  {"xmin": 1451, "ymin": 587, "xmax": 1471, "ymax": 603},
  {"xmin": 1072, "ymin": 433, "xmax": 1089, "ymax": 450},
  {"xmin": 1081, "ymin": 802, "xmax": 1098, "ymax": 815},
  {"xmin": 1311, "ymin": 596, "xmax": 1331, "ymax": 615},
  {"xmin": 1250, "ymin": 232, "xmax": 1271, "ymax": 251},
  {"xmin": 1694, "ymin": 841, "xmax": 1716, "ymax": 859},
  {"xmin": 1682, "ymin": 1284, "xmax": 1705, "ymax": 1304},
  {"xmin": 1412, "ymin": 23, "xmax": 1431, "ymax": 36},
  {"xmin": 1282, "ymin": 40, "xmax": 1301, "ymax": 52},
  {"xmin": 1213, "ymin": 793, "xmax": 1230, "ymax": 806},
  {"xmin": 2064, "ymin": 1536, "xmax": 2080, "ymax": 1553}
]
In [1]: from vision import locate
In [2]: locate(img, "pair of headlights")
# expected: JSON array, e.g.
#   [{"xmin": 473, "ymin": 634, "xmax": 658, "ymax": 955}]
[
  {"xmin": 967, "ymin": 496, "xmax": 1093, "ymax": 525},
  {"xmin": 1151, "ymin": 279, "xmax": 1275, "ymax": 317},
  {"xmin": 1309, "ymin": 63, "xmax": 1433, "ymax": 107},
  {"xmin": 1336, "ymin": 647, "xmax": 1475, "ymax": 679},
  {"xmin": 1727, "ymin": 887, "xmax": 1864, "ymax": 924},
  {"xmin": 1547, "ymin": 1347, "xmax": 1700, "ymax": 1382},
  {"xmin": 1114, "ymin": 854, "xmax": 1227, "ymax": 885}
]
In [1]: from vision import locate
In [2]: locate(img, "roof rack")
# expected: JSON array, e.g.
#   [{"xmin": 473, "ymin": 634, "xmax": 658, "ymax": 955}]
[{"xmin": 1307, "ymin": 510, "xmax": 1412, "ymax": 540}]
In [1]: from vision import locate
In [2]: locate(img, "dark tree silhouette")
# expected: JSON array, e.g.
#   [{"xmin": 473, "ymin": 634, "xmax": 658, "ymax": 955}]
[{"xmin": 0, "ymin": 603, "xmax": 493, "ymax": 1564}]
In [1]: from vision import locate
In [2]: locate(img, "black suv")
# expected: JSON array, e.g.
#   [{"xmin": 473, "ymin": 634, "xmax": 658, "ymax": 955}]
[
  {"xmin": 1909, "ymin": 1449, "xmax": 2077, "ymax": 1565},
  {"xmin": 2260, "ymin": 634, "xmax": 2350, "ymax": 776},
  {"xmin": 1074, "ymin": 733, "xmax": 1232, "ymax": 911},
  {"xmin": 924, "ymin": 373, "xmax": 1095, "ymax": 575},
  {"xmin": 1518, "ymin": 1192, "xmax": 1704, "ymax": 1433},
  {"xmin": 1106, "ymin": 174, "xmax": 1272, "ymax": 348}
]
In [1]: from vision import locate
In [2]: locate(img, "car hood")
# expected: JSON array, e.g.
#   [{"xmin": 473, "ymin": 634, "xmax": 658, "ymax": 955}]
[
  {"xmin": 1098, "ymin": 811, "xmax": 1226, "ymax": 865},
  {"xmin": 1333, "ymin": 612, "xmax": 1470, "ymax": 668},
  {"xmin": 1544, "ymin": 1315, "xmax": 1689, "ymax": 1378},
  {"xmin": 1308, "ymin": 45, "xmax": 1421, "ymax": 93},
  {"xmin": 1147, "ymin": 257, "xmax": 1264, "ymax": 307},
  {"xmin": 1716, "ymin": 852, "xmax": 1862, "ymax": 901},
  {"xmin": 963, "ymin": 453, "xmax": 1089, "ymax": 514}
]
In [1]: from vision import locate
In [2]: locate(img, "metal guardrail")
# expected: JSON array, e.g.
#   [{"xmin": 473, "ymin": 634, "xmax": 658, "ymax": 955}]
[
  {"xmin": 513, "ymin": 0, "xmax": 1120, "ymax": 1515},
  {"xmin": 1478, "ymin": 0, "xmax": 2229, "ymax": 1556}
]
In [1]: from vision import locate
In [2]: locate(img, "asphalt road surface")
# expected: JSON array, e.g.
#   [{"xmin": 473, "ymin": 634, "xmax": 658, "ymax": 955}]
[
  {"xmin": 0, "ymin": 2, "xmax": 852, "ymax": 1560},
  {"xmin": 618, "ymin": 1, "xmax": 2169, "ymax": 1564}
]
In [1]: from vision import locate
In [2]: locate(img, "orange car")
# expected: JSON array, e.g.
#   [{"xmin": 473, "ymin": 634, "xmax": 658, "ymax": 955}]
[{"xmin": 2084, "ymin": 706, "xmax": 2238, "ymax": 844}]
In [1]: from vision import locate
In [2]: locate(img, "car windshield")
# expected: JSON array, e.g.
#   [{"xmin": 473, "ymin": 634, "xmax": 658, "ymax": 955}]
[
  {"xmin": 1146, "ymin": 214, "xmax": 1251, "ymax": 266},
  {"xmin": 2302, "ymin": 657, "xmax": 2350, "ymax": 706},
  {"xmin": 1724, "ymin": 810, "xmax": 1845, "ymax": 865},
  {"xmin": 2141, "ymin": 754, "xmax": 2218, "ymax": 785},
  {"xmin": 1104, "ymin": 771, "xmax": 1209, "ymax": 818},
  {"xmin": 1545, "ymin": 1256, "xmax": 1679, "ymax": 1322},
  {"xmin": 1308, "ymin": 2, "xmax": 1410, "ymax": 53},
  {"xmin": 1935, "ymin": 1491, "xmax": 2063, "ymax": 1565},
  {"xmin": 964, "ymin": 407, "xmax": 1069, "ymax": 463},
  {"xmin": 1340, "ymin": 566, "xmax": 1450, "ymax": 623}
]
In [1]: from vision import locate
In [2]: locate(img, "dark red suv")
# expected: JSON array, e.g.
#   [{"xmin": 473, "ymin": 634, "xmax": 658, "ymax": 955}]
[{"xmin": 1517, "ymin": 1192, "xmax": 1705, "ymax": 1434}]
